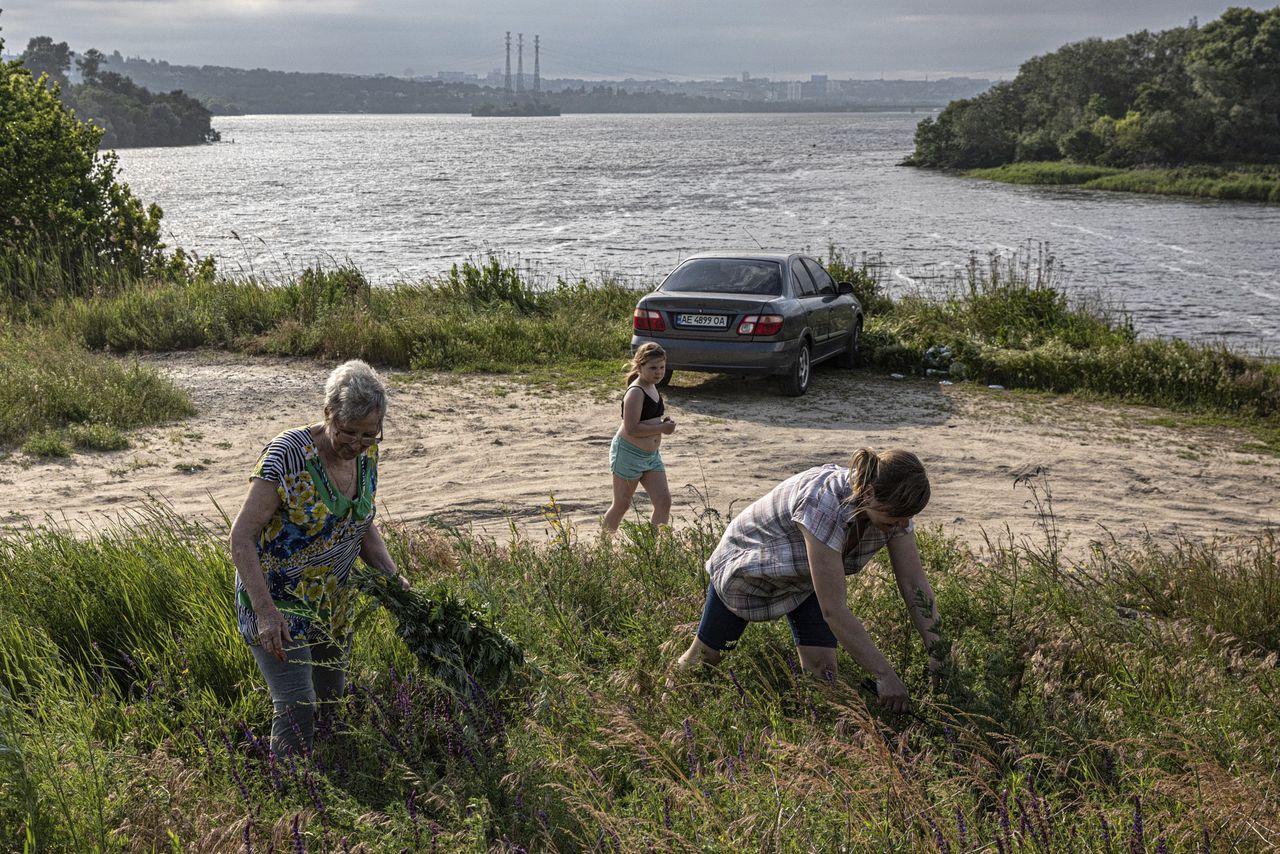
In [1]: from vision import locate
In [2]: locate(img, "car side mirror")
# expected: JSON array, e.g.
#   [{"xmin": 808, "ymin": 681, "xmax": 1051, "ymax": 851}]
[{"xmin": 837, "ymin": 281, "xmax": 855, "ymax": 296}]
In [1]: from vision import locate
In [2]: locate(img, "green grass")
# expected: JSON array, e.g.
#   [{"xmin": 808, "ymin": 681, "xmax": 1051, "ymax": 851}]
[
  {"xmin": 0, "ymin": 329, "xmax": 194, "ymax": 449},
  {"xmin": 966, "ymin": 161, "xmax": 1280, "ymax": 203},
  {"xmin": 5, "ymin": 250, "xmax": 1278, "ymax": 450},
  {"xmin": 21, "ymin": 258, "xmax": 639, "ymax": 372},
  {"xmin": 967, "ymin": 161, "xmax": 1125, "ymax": 185},
  {"xmin": 827, "ymin": 249, "xmax": 1280, "ymax": 443},
  {"xmin": 0, "ymin": 489, "xmax": 1277, "ymax": 850}
]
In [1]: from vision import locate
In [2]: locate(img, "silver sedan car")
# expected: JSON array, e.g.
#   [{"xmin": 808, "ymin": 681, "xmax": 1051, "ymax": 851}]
[{"xmin": 630, "ymin": 252, "xmax": 864, "ymax": 396}]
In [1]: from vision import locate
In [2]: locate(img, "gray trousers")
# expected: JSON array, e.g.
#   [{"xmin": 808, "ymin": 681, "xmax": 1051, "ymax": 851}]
[{"xmin": 249, "ymin": 637, "xmax": 348, "ymax": 755}]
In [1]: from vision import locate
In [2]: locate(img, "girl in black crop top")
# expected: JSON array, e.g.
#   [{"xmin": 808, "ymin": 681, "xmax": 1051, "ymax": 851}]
[
  {"xmin": 621, "ymin": 385, "xmax": 664, "ymax": 421},
  {"xmin": 603, "ymin": 343, "xmax": 677, "ymax": 533}
]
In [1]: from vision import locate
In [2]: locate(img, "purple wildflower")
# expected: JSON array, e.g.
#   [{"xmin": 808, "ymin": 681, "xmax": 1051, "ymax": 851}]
[
  {"xmin": 998, "ymin": 790, "xmax": 1013, "ymax": 851},
  {"xmin": 728, "ymin": 669, "xmax": 748, "ymax": 704},
  {"xmin": 218, "ymin": 729, "xmax": 253, "ymax": 808},
  {"xmin": 928, "ymin": 816, "xmax": 950, "ymax": 854},
  {"xmin": 663, "ymin": 796, "xmax": 672, "ymax": 830},
  {"xmin": 1100, "ymin": 814, "xmax": 1113, "ymax": 854},
  {"xmin": 243, "ymin": 822, "xmax": 254, "ymax": 854},
  {"xmin": 303, "ymin": 769, "xmax": 327, "ymax": 826},
  {"xmin": 1131, "ymin": 796, "xmax": 1145, "ymax": 854},
  {"xmin": 1016, "ymin": 797, "xmax": 1032, "ymax": 844},
  {"xmin": 1156, "ymin": 833, "xmax": 1168, "ymax": 854},
  {"xmin": 1027, "ymin": 791, "xmax": 1051, "ymax": 849},
  {"xmin": 954, "ymin": 807, "xmax": 968, "ymax": 850},
  {"xmin": 291, "ymin": 814, "xmax": 305, "ymax": 854},
  {"xmin": 268, "ymin": 754, "xmax": 285, "ymax": 795},
  {"xmin": 683, "ymin": 718, "xmax": 697, "ymax": 778}
]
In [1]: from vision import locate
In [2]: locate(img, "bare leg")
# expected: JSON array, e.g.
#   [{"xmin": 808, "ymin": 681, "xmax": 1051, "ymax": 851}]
[
  {"xmin": 603, "ymin": 474, "xmax": 641, "ymax": 533},
  {"xmin": 638, "ymin": 469, "xmax": 672, "ymax": 527},
  {"xmin": 796, "ymin": 645, "xmax": 838, "ymax": 680}
]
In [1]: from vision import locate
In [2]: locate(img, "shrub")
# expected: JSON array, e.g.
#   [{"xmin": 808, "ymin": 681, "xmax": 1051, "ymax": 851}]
[
  {"xmin": 20, "ymin": 430, "xmax": 70, "ymax": 458},
  {"xmin": 66, "ymin": 423, "xmax": 130, "ymax": 451},
  {"xmin": 1, "ymin": 35, "xmax": 165, "ymax": 296}
]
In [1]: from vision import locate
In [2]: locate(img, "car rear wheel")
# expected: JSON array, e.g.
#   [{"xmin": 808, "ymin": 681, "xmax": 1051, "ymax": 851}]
[
  {"xmin": 656, "ymin": 369, "xmax": 673, "ymax": 388},
  {"xmin": 781, "ymin": 342, "xmax": 811, "ymax": 396},
  {"xmin": 836, "ymin": 321, "xmax": 863, "ymax": 369}
]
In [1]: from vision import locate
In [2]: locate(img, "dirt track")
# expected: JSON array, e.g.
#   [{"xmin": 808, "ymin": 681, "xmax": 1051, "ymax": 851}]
[{"xmin": 3, "ymin": 351, "xmax": 1277, "ymax": 555}]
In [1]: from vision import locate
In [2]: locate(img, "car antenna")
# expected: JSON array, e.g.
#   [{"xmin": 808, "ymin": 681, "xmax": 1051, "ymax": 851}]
[{"xmin": 743, "ymin": 228, "xmax": 766, "ymax": 250}]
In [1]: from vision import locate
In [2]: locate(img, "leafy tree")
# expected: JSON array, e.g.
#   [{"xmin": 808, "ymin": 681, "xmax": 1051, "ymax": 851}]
[
  {"xmin": 1187, "ymin": 6, "xmax": 1280, "ymax": 159},
  {"xmin": 1, "ymin": 23, "xmax": 167, "ymax": 288},
  {"xmin": 908, "ymin": 7, "xmax": 1280, "ymax": 169},
  {"xmin": 76, "ymin": 47, "xmax": 104, "ymax": 85},
  {"xmin": 20, "ymin": 35, "xmax": 71, "ymax": 87},
  {"xmin": 68, "ymin": 67, "xmax": 220, "ymax": 146}
]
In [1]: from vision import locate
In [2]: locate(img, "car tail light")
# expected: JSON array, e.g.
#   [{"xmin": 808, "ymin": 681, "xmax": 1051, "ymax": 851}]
[
  {"xmin": 737, "ymin": 314, "xmax": 783, "ymax": 336},
  {"xmin": 633, "ymin": 308, "xmax": 666, "ymax": 332}
]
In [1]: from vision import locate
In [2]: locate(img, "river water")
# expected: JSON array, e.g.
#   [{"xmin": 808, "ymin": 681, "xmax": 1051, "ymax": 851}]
[{"xmin": 113, "ymin": 113, "xmax": 1280, "ymax": 347}]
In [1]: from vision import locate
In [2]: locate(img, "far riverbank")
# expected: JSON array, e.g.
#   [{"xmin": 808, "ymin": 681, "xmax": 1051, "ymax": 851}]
[{"xmin": 964, "ymin": 161, "xmax": 1280, "ymax": 204}]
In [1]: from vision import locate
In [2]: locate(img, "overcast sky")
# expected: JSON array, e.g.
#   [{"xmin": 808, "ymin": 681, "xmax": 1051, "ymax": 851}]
[{"xmin": 0, "ymin": 1, "xmax": 1254, "ymax": 80}]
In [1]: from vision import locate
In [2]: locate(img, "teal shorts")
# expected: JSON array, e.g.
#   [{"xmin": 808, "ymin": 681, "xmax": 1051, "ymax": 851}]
[{"xmin": 610, "ymin": 434, "xmax": 665, "ymax": 481}]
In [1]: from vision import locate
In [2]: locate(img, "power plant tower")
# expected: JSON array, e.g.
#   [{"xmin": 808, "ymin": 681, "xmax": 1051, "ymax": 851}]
[
  {"xmin": 534, "ymin": 35, "xmax": 541, "ymax": 94},
  {"xmin": 504, "ymin": 32, "xmax": 512, "ymax": 93},
  {"xmin": 517, "ymin": 33, "xmax": 525, "ymax": 94}
]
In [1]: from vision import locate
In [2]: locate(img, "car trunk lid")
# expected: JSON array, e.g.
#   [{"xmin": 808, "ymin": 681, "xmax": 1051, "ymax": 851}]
[{"xmin": 640, "ymin": 292, "xmax": 777, "ymax": 339}]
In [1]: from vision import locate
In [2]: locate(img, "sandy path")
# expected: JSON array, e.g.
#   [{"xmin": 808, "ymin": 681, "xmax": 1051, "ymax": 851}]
[{"xmin": 2, "ymin": 351, "xmax": 1277, "ymax": 554}]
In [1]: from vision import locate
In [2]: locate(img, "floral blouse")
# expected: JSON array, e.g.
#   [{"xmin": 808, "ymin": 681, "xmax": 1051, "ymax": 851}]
[{"xmin": 235, "ymin": 427, "xmax": 378, "ymax": 645}]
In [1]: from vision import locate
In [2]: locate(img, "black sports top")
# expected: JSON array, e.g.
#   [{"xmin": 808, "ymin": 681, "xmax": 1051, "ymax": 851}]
[{"xmin": 622, "ymin": 385, "xmax": 665, "ymax": 422}]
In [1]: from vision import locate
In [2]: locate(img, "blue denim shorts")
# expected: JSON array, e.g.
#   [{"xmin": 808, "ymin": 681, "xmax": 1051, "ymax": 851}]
[
  {"xmin": 610, "ymin": 434, "xmax": 665, "ymax": 481},
  {"xmin": 695, "ymin": 582, "xmax": 837, "ymax": 651}
]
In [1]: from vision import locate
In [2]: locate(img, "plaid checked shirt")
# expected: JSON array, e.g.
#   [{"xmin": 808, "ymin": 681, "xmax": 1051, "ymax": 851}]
[{"xmin": 707, "ymin": 464, "xmax": 914, "ymax": 621}]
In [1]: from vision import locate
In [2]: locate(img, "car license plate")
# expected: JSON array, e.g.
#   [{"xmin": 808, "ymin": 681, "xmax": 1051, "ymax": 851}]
[{"xmin": 676, "ymin": 313, "xmax": 728, "ymax": 328}]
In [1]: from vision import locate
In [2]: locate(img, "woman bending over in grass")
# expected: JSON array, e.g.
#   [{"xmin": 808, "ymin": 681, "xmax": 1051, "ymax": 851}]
[
  {"xmin": 229, "ymin": 359, "xmax": 410, "ymax": 755},
  {"xmin": 603, "ymin": 343, "xmax": 677, "ymax": 533},
  {"xmin": 676, "ymin": 448, "xmax": 941, "ymax": 713}
]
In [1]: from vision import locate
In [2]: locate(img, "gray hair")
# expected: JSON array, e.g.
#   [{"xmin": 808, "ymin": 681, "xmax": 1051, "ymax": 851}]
[{"xmin": 324, "ymin": 360, "xmax": 387, "ymax": 424}]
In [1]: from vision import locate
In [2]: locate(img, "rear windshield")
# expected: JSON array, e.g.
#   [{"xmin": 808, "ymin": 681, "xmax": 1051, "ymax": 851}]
[{"xmin": 660, "ymin": 259, "xmax": 783, "ymax": 295}]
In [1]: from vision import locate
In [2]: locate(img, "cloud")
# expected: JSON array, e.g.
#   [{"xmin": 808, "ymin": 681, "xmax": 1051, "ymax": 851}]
[{"xmin": 0, "ymin": 0, "xmax": 1241, "ymax": 78}]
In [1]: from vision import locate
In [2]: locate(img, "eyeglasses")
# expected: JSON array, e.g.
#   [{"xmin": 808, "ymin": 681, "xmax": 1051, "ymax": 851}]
[{"xmin": 333, "ymin": 425, "xmax": 383, "ymax": 446}]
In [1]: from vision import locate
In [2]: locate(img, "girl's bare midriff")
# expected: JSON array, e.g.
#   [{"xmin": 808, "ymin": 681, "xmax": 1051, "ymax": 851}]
[{"xmin": 619, "ymin": 416, "xmax": 665, "ymax": 452}]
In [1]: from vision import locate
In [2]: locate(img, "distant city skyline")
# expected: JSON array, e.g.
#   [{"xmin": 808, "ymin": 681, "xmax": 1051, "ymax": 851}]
[{"xmin": 0, "ymin": 0, "xmax": 1248, "ymax": 81}]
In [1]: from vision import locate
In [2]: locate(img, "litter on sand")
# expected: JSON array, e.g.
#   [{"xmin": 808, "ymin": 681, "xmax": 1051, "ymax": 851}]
[
  {"xmin": 988, "ymin": 384, "xmax": 1005, "ymax": 390},
  {"xmin": 890, "ymin": 373, "xmax": 905, "ymax": 379}
]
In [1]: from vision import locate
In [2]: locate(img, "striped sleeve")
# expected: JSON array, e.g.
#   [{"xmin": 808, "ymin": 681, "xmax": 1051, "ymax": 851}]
[{"xmin": 251, "ymin": 430, "xmax": 308, "ymax": 492}]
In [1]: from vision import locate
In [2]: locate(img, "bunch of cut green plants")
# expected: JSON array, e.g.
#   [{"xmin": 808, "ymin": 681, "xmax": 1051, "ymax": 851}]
[{"xmin": 356, "ymin": 567, "xmax": 526, "ymax": 692}]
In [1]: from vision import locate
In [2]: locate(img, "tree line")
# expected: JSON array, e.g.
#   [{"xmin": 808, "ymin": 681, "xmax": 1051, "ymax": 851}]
[
  {"xmin": 909, "ymin": 6, "xmax": 1280, "ymax": 169},
  {"xmin": 101, "ymin": 54, "xmax": 986, "ymax": 116},
  {"xmin": 20, "ymin": 36, "xmax": 219, "ymax": 147}
]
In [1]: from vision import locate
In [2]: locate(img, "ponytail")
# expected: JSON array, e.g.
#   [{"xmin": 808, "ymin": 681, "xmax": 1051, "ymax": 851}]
[
  {"xmin": 845, "ymin": 448, "xmax": 930, "ymax": 518},
  {"xmin": 849, "ymin": 448, "xmax": 879, "ymax": 506}
]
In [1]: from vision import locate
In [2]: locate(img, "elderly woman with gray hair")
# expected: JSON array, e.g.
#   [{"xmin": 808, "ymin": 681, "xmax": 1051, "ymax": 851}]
[{"xmin": 230, "ymin": 359, "xmax": 409, "ymax": 755}]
